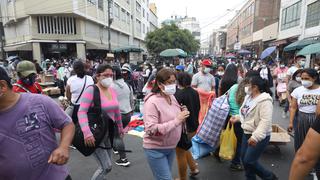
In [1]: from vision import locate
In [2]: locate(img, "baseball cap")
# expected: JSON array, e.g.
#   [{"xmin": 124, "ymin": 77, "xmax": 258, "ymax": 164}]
[
  {"xmin": 121, "ymin": 63, "xmax": 132, "ymax": 73},
  {"xmin": 175, "ymin": 65, "xmax": 185, "ymax": 71},
  {"xmin": 202, "ymin": 59, "xmax": 212, "ymax": 66},
  {"xmin": 16, "ymin": 61, "xmax": 37, "ymax": 77}
]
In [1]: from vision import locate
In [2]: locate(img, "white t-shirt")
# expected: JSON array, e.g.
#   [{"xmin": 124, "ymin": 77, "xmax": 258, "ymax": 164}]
[
  {"xmin": 191, "ymin": 72, "xmax": 215, "ymax": 92},
  {"xmin": 287, "ymin": 66, "xmax": 299, "ymax": 77},
  {"xmin": 260, "ymin": 68, "xmax": 268, "ymax": 80},
  {"xmin": 291, "ymin": 86, "xmax": 320, "ymax": 113},
  {"xmin": 67, "ymin": 75, "xmax": 94, "ymax": 104}
]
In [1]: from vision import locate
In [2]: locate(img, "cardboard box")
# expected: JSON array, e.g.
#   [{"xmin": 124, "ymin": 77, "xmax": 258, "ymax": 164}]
[
  {"xmin": 270, "ymin": 124, "xmax": 291, "ymax": 143},
  {"xmin": 43, "ymin": 87, "xmax": 61, "ymax": 96},
  {"xmin": 41, "ymin": 74, "xmax": 55, "ymax": 83}
]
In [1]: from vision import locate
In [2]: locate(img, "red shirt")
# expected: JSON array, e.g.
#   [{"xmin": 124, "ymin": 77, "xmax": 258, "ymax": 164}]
[{"xmin": 13, "ymin": 80, "xmax": 43, "ymax": 94}]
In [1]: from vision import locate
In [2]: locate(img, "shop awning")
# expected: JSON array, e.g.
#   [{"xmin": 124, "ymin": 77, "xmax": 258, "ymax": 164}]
[
  {"xmin": 113, "ymin": 46, "xmax": 144, "ymax": 53},
  {"xmin": 284, "ymin": 38, "xmax": 320, "ymax": 52},
  {"xmin": 86, "ymin": 42, "xmax": 108, "ymax": 50},
  {"xmin": 4, "ymin": 43, "xmax": 32, "ymax": 52},
  {"xmin": 297, "ymin": 42, "xmax": 320, "ymax": 56}
]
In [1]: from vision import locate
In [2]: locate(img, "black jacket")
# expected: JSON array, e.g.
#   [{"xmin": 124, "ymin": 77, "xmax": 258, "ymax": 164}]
[{"xmin": 174, "ymin": 87, "xmax": 200, "ymax": 133}]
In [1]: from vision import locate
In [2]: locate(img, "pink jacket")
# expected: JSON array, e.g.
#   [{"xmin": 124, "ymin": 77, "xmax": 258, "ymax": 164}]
[{"xmin": 143, "ymin": 93, "xmax": 182, "ymax": 149}]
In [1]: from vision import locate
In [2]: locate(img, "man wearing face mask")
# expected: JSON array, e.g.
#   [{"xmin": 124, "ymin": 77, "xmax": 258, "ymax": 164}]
[
  {"xmin": 191, "ymin": 59, "xmax": 215, "ymax": 92},
  {"xmin": 13, "ymin": 61, "xmax": 43, "ymax": 94},
  {"xmin": 258, "ymin": 62, "xmax": 273, "ymax": 88}
]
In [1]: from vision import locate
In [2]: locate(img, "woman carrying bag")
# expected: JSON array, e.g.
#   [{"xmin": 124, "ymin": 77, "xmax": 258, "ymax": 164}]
[
  {"xmin": 143, "ymin": 68, "xmax": 190, "ymax": 180},
  {"xmin": 174, "ymin": 72, "xmax": 200, "ymax": 180},
  {"xmin": 77, "ymin": 64, "xmax": 123, "ymax": 180},
  {"xmin": 230, "ymin": 76, "xmax": 277, "ymax": 180}
]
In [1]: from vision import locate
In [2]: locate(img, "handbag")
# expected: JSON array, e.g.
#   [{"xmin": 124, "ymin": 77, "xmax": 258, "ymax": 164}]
[
  {"xmin": 72, "ymin": 85, "xmax": 109, "ymax": 156},
  {"xmin": 197, "ymin": 93, "xmax": 230, "ymax": 148},
  {"xmin": 191, "ymin": 135, "xmax": 215, "ymax": 160},
  {"xmin": 219, "ymin": 122, "xmax": 237, "ymax": 160},
  {"xmin": 65, "ymin": 76, "xmax": 87, "ymax": 117},
  {"xmin": 177, "ymin": 123, "xmax": 192, "ymax": 150}
]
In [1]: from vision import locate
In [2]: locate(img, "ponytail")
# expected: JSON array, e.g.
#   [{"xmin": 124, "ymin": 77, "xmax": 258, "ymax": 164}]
[{"xmin": 250, "ymin": 76, "xmax": 273, "ymax": 97}]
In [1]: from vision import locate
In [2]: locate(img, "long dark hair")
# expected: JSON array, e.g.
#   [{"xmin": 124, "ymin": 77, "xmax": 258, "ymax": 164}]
[
  {"xmin": 301, "ymin": 68, "xmax": 320, "ymax": 84},
  {"xmin": 292, "ymin": 69, "xmax": 303, "ymax": 81},
  {"xmin": 220, "ymin": 64, "xmax": 238, "ymax": 95},
  {"xmin": 73, "ymin": 60, "xmax": 85, "ymax": 78},
  {"xmin": 151, "ymin": 68, "xmax": 175, "ymax": 93},
  {"xmin": 250, "ymin": 76, "xmax": 273, "ymax": 96},
  {"xmin": 112, "ymin": 66, "xmax": 123, "ymax": 80}
]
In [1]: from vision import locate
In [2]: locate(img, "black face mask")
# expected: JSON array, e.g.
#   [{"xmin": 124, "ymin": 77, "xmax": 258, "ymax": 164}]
[{"xmin": 22, "ymin": 74, "xmax": 37, "ymax": 86}]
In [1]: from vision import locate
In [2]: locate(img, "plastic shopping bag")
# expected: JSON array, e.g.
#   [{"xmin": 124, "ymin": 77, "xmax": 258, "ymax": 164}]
[
  {"xmin": 191, "ymin": 135, "xmax": 215, "ymax": 160},
  {"xmin": 219, "ymin": 122, "xmax": 237, "ymax": 160}
]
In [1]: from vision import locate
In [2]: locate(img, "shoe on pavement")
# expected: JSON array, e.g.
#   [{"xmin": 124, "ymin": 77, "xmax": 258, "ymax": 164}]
[
  {"xmin": 190, "ymin": 169, "xmax": 200, "ymax": 177},
  {"xmin": 230, "ymin": 163, "xmax": 244, "ymax": 171},
  {"xmin": 115, "ymin": 158, "xmax": 130, "ymax": 167},
  {"xmin": 113, "ymin": 150, "xmax": 119, "ymax": 155}
]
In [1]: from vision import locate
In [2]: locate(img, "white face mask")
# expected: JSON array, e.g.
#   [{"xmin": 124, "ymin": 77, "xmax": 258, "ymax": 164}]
[
  {"xmin": 280, "ymin": 65, "xmax": 285, "ymax": 68},
  {"xmin": 315, "ymin": 67, "xmax": 319, "ymax": 71},
  {"xmin": 301, "ymin": 80, "xmax": 313, "ymax": 88},
  {"xmin": 163, "ymin": 84, "xmax": 176, "ymax": 95},
  {"xmin": 244, "ymin": 86, "xmax": 252, "ymax": 95},
  {"xmin": 295, "ymin": 77, "xmax": 301, "ymax": 82},
  {"xmin": 217, "ymin": 71, "xmax": 224, "ymax": 76},
  {"xmin": 100, "ymin": 77, "xmax": 113, "ymax": 88},
  {"xmin": 203, "ymin": 67, "xmax": 211, "ymax": 74}
]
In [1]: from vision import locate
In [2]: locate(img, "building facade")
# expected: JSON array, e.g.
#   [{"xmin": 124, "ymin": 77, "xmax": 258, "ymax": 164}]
[
  {"xmin": 226, "ymin": 0, "xmax": 280, "ymax": 56},
  {"xmin": 209, "ymin": 28, "xmax": 227, "ymax": 56},
  {"xmin": 275, "ymin": 0, "xmax": 320, "ymax": 55},
  {"xmin": 0, "ymin": 0, "xmax": 158, "ymax": 62},
  {"xmin": 163, "ymin": 15, "xmax": 201, "ymax": 41}
]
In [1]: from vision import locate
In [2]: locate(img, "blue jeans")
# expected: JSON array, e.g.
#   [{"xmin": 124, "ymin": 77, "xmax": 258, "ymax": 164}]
[
  {"xmin": 241, "ymin": 134, "xmax": 274, "ymax": 180},
  {"xmin": 144, "ymin": 148, "xmax": 175, "ymax": 180}
]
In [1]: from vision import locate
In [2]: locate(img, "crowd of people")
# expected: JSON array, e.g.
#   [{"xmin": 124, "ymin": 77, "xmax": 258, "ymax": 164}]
[{"xmin": 1, "ymin": 55, "xmax": 320, "ymax": 180}]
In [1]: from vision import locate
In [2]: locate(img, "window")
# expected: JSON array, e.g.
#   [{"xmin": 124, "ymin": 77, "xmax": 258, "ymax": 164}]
[
  {"xmin": 306, "ymin": 1, "xmax": 320, "ymax": 28},
  {"xmin": 136, "ymin": 2, "xmax": 141, "ymax": 13},
  {"xmin": 98, "ymin": 0, "xmax": 103, "ymax": 10},
  {"xmin": 121, "ymin": 9, "xmax": 126, "ymax": 22},
  {"xmin": 147, "ymin": 27, "xmax": 149, "ymax": 33},
  {"xmin": 136, "ymin": 19, "xmax": 141, "ymax": 33},
  {"xmin": 127, "ymin": 12, "xmax": 130, "ymax": 24},
  {"xmin": 143, "ymin": 23, "xmax": 145, "ymax": 33},
  {"xmin": 37, "ymin": 16, "xmax": 77, "ymax": 35},
  {"xmin": 127, "ymin": 0, "xmax": 130, "ymax": 4},
  {"xmin": 143, "ymin": 8, "xmax": 145, "ymax": 17},
  {"xmin": 147, "ymin": 13, "xmax": 149, "ymax": 21},
  {"xmin": 114, "ymin": 3, "xmax": 120, "ymax": 18},
  {"xmin": 88, "ymin": 0, "xmax": 96, "ymax": 5},
  {"xmin": 281, "ymin": 1, "xmax": 301, "ymax": 30}
]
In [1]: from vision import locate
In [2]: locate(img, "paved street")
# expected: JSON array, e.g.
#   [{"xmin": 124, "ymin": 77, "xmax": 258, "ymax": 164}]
[{"xmin": 66, "ymin": 101, "xmax": 315, "ymax": 180}]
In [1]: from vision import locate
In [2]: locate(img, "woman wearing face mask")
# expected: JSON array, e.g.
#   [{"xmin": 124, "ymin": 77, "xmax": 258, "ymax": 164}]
[
  {"xmin": 214, "ymin": 65, "xmax": 225, "ymax": 95},
  {"xmin": 288, "ymin": 69, "xmax": 320, "ymax": 177},
  {"xmin": 230, "ymin": 76, "xmax": 277, "ymax": 180},
  {"xmin": 143, "ymin": 68, "xmax": 190, "ymax": 180},
  {"xmin": 218, "ymin": 63, "xmax": 238, "ymax": 97},
  {"xmin": 77, "ymin": 64, "xmax": 123, "ymax": 180}
]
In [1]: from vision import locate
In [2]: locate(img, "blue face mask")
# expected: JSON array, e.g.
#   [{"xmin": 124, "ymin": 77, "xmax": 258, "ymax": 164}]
[{"xmin": 22, "ymin": 74, "xmax": 37, "ymax": 86}]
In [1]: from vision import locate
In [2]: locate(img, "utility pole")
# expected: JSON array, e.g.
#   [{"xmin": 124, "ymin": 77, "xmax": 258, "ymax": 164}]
[
  {"xmin": 0, "ymin": 6, "xmax": 5, "ymax": 61},
  {"xmin": 107, "ymin": 0, "xmax": 112, "ymax": 53}
]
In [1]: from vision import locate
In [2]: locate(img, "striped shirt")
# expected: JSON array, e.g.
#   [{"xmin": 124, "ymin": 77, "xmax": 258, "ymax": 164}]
[{"xmin": 78, "ymin": 86, "xmax": 123, "ymax": 139}]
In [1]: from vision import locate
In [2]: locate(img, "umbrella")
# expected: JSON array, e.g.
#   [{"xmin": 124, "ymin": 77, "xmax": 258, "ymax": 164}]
[
  {"xmin": 225, "ymin": 53, "xmax": 236, "ymax": 59},
  {"xmin": 284, "ymin": 38, "xmax": 320, "ymax": 52},
  {"xmin": 297, "ymin": 42, "xmax": 320, "ymax": 56},
  {"xmin": 260, "ymin": 46, "xmax": 276, "ymax": 60},
  {"xmin": 160, "ymin": 48, "xmax": 187, "ymax": 57},
  {"xmin": 238, "ymin": 49, "xmax": 251, "ymax": 55}
]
